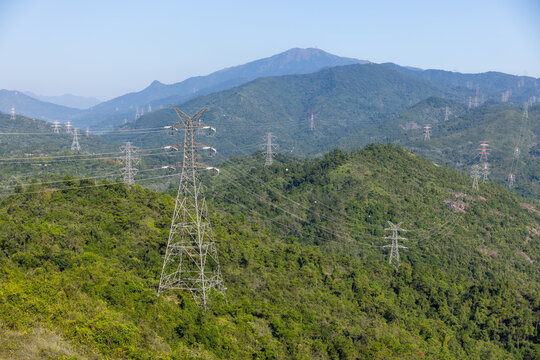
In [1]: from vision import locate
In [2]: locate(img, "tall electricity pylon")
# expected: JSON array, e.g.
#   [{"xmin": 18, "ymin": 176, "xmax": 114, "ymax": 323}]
[
  {"xmin": 71, "ymin": 128, "xmax": 81, "ymax": 152},
  {"xmin": 53, "ymin": 120, "xmax": 60, "ymax": 134},
  {"xmin": 66, "ymin": 120, "xmax": 72, "ymax": 134},
  {"xmin": 86, "ymin": 127, "xmax": 90, "ymax": 137},
  {"xmin": 444, "ymin": 106, "xmax": 450, "ymax": 121},
  {"xmin": 383, "ymin": 221, "xmax": 408, "ymax": 269},
  {"xmin": 471, "ymin": 164, "xmax": 481, "ymax": 190},
  {"xmin": 310, "ymin": 113, "xmax": 314, "ymax": 131},
  {"xmin": 120, "ymin": 142, "xmax": 138, "ymax": 185},
  {"xmin": 477, "ymin": 141, "xmax": 491, "ymax": 182},
  {"xmin": 158, "ymin": 107, "xmax": 224, "ymax": 308},
  {"xmin": 10, "ymin": 106, "xmax": 15, "ymax": 121},
  {"xmin": 263, "ymin": 132, "xmax": 277, "ymax": 166},
  {"xmin": 423, "ymin": 125, "xmax": 431, "ymax": 141}
]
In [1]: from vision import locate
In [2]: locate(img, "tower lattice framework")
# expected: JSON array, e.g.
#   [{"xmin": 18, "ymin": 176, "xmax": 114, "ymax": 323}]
[
  {"xmin": 158, "ymin": 107, "xmax": 224, "ymax": 307},
  {"xmin": 383, "ymin": 221, "xmax": 408, "ymax": 269}
]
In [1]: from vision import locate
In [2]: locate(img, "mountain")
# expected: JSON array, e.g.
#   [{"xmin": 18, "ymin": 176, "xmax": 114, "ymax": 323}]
[
  {"xmin": 108, "ymin": 62, "xmax": 472, "ymax": 156},
  {"xmin": 0, "ymin": 90, "xmax": 84, "ymax": 123},
  {"xmin": 383, "ymin": 63, "xmax": 540, "ymax": 103},
  {"xmin": 391, "ymin": 101, "xmax": 540, "ymax": 199},
  {"xmin": 85, "ymin": 47, "xmax": 369, "ymax": 129},
  {"xmin": 0, "ymin": 144, "xmax": 538, "ymax": 359},
  {"xmin": 23, "ymin": 91, "xmax": 101, "ymax": 109}
]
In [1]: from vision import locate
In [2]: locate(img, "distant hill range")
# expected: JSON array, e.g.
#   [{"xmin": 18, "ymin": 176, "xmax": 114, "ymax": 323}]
[
  {"xmin": 3, "ymin": 47, "xmax": 538, "ymax": 130},
  {"xmin": 23, "ymin": 91, "xmax": 101, "ymax": 109},
  {"xmin": 0, "ymin": 48, "xmax": 369, "ymax": 128}
]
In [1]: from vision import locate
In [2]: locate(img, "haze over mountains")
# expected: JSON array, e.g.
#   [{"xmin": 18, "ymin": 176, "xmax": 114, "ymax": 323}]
[
  {"xmin": 0, "ymin": 48, "xmax": 368, "ymax": 128},
  {"xmin": 23, "ymin": 91, "xmax": 101, "ymax": 109},
  {"xmin": 3, "ymin": 47, "xmax": 538, "ymax": 130}
]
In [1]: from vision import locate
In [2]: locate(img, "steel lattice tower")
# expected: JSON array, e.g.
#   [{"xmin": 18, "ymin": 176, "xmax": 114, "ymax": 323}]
[
  {"xmin": 263, "ymin": 132, "xmax": 277, "ymax": 166},
  {"xmin": 310, "ymin": 113, "xmax": 314, "ymax": 131},
  {"xmin": 158, "ymin": 107, "xmax": 224, "ymax": 307},
  {"xmin": 423, "ymin": 125, "xmax": 431, "ymax": 141},
  {"xmin": 444, "ymin": 106, "xmax": 450, "ymax": 121},
  {"xmin": 471, "ymin": 164, "xmax": 481, "ymax": 190},
  {"xmin": 66, "ymin": 120, "xmax": 72, "ymax": 134},
  {"xmin": 71, "ymin": 128, "xmax": 81, "ymax": 152},
  {"xmin": 383, "ymin": 221, "xmax": 408, "ymax": 269},
  {"xmin": 120, "ymin": 142, "xmax": 138, "ymax": 185},
  {"xmin": 10, "ymin": 106, "xmax": 15, "ymax": 121},
  {"xmin": 53, "ymin": 120, "xmax": 60, "ymax": 134}
]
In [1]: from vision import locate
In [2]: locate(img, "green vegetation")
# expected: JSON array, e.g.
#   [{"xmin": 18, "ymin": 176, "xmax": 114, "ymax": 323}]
[
  {"xmin": 393, "ymin": 102, "xmax": 540, "ymax": 199},
  {"xmin": 0, "ymin": 144, "xmax": 538, "ymax": 359}
]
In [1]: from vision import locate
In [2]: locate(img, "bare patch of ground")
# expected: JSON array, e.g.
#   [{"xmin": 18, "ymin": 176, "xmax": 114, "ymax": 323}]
[{"xmin": 478, "ymin": 246, "xmax": 497, "ymax": 258}]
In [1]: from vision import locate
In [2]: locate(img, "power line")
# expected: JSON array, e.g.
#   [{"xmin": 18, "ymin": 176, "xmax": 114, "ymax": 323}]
[{"xmin": 383, "ymin": 221, "xmax": 408, "ymax": 269}]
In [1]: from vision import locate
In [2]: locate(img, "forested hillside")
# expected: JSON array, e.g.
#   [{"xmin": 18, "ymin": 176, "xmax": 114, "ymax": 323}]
[
  {"xmin": 106, "ymin": 63, "xmax": 473, "ymax": 156},
  {"xmin": 393, "ymin": 102, "xmax": 540, "ymax": 199},
  {"xmin": 0, "ymin": 113, "xmax": 169, "ymax": 193},
  {"xmin": 1, "ymin": 144, "xmax": 538, "ymax": 359}
]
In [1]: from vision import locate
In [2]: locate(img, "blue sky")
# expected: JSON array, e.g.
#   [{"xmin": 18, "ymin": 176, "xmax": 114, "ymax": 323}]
[{"xmin": 0, "ymin": 0, "xmax": 539, "ymax": 100}]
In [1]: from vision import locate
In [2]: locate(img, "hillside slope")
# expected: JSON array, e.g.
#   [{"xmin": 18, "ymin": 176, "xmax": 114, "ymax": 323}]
[
  {"xmin": 0, "ymin": 144, "xmax": 538, "ymax": 359},
  {"xmin": 109, "ymin": 63, "xmax": 471, "ymax": 157},
  {"xmin": 392, "ymin": 102, "xmax": 540, "ymax": 199}
]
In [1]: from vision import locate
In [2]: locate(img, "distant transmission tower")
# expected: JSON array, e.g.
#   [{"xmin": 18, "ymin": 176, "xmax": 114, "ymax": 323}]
[
  {"xmin": 444, "ymin": 106, "xmax": 450, "ymax": 121},
  {"xmin": 71, "ymin": 128, "xmax": 81, "ymax": 152},
  {"xmin": 148, "ymin": 104, "xmax": 152, "ymax": 113},
  {"xmin": 158, "ymin": 107, "xmax": 224, "ymax": 307},
  {"xmin": 468, "ymin": 96, "xmax": 472, "ymax": 109},
  {"xmin": 383, "ymin": 221, "xmax": 408, "ymax": 269},
  {"xmin": 10, "ymin": 106, "xmax": 15, "ymax": 121},
  {"xmin": 423, "ymin": 125, "xmax": 431, "ymax": 141},
  {"xmin": 53, "ymin": 120, "xmax": 60, "ymax": 134},
  {"xmin": 66, "ymin": 120, "xmax": 72, "ymax": 134},
  {"xmin": 86, "ymin": 127, "xmax": 90, "ymax": 137},
  {"xmin": 120, "ymin": 142, "xmax": 138, "ymax": 185},
  {"xmin": 263, "ymin": 132, "xmax": 277, "ymax": 166},
  {"xmin": 474, "ymin": 85, "xmax": 479, "ymax": 108},
  {"xmin": 471, "ymin": 164, "xmax": 481, "ymax": 190},
  {"xmin": 507, "ymin": 103, "xmax": 529, "ymax": 188},
  {"xmin": 477, "ymin": 141, "xmax": 491, "ymax": 182},
  {"xmin": 310, "ymin": 113, "xmax": 314, "ymax": 131},
  {"xmin": 482, "ymin": 162, "xmax": 489, "ymax": 182}
]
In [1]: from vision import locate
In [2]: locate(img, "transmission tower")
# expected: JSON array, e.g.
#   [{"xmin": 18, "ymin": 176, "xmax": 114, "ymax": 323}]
[
  {"xmin": 482, "ymin": 162, "xmax": 489, "ymax": 182},
  {"xmin": 444, "ymin": 106, "xmax": 450, "ymax": 121},
  {"xmin": 468, "ymin": 96, "xmax": 472, "ymax": 109},
  {"xmin": 383, "ymin": 221, "xmax": 408, "ymax": 269},
  {"xmin": 474, "ymin": 85, "xmax": 479, "ymax": 108},
  {"xmin": 66, "ymin": 120, "xmax": 72, "ymax": 134},
  {"xmin": 478, "ymin": 141, "xmax": 490, "ymax": 162},
  {"xmin": 53, "ymin": 120, "xmax": 60, "ymax": 134},
  {"xmin": 423, "ymin": 125, "xmax": 431, "ymax": 141},
  {"xmin": 148, "ymin": 104, "xmax": 152, "ymax": 113},
  {"xmin": 86, "ymin": 127, "xmax": 90, "ymax": 137},
  {"xmin": 120, "ymin": 142, "xmax": 138, "ymax": 185},
  {"xmin": 10, "ymin": 106, "xmax": 15, "ymax": 121},
  {"xmin": 310, "ymin": 113, "xmax": 314, "ymax": 131},
  {"xmin": 263, "ymin": 132, "xmax": 277, "ymax": 166},
  {"xmin": 471, "ymin": 164, "xmax": 481, "ymax": 190},
  {"xmin": 158, "ymin": 107, "xmax": 224, "ymax": 307},
  {"xmin": 71, "ymin": 128, "xmax": 81, "ymax": 152}
]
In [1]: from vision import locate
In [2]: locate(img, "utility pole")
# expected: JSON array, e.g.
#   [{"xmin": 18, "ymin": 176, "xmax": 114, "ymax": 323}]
[
  {"xmin": 71, "ymin": 128, "xmax": 81, "ymax": 152},
  {"xmin": 53, "ymin": 120, "xmax": 60, "ymax": 134},
  {"xmin": 263, "ymin": 132, "xmax": 277, "ymax": 166},
  {"xmin": 471, "ymin": 164, "xmax": 481, "ymax": 190},
  {"xmin": 10, "ymin": 106, "xmax": 15, "ymax": 121},
  {"xmin": 383, "ymin": 221, "xmax": 408, "ymax": 269},
  {"xmin": 120, "ymin": 142, "xmax": 138, "ymax": 185},
  {"xmin": 423, "ymin": 125, "xmax": 431, "ymax": 141},
  {"xmin": 310, "ymin": 113, "xmax": 314, "ymax": 131},
  {"xmin": 158, "ymin": 107, "xmax": 224, "ymax": 307}
]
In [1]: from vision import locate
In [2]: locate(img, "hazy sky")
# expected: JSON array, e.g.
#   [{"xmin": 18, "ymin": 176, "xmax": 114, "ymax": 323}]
[{"xmin": 1, "ymin": 0, "xmax": 539, "ymax": 100}]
